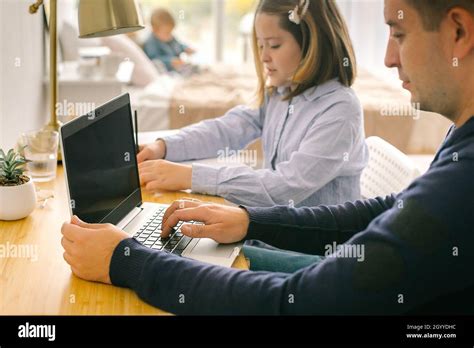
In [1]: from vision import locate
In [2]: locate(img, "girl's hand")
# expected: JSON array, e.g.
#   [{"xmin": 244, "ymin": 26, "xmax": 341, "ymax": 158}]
[
  {"xmin": 138, "ymin": 160, "xmax": 192, "ymax": 191},
  {"xmin": 161, "ymin": 199, "xmax": 250, "ymax": 244},
  {"xmin": 137, "ymin": 140, "xmax": 166, "ymax": 164}
]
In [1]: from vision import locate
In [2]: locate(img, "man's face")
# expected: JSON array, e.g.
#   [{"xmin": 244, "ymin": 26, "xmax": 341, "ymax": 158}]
[{"xmin": 384, "ymin": 0, "xmax": 456, "ymax": 115}]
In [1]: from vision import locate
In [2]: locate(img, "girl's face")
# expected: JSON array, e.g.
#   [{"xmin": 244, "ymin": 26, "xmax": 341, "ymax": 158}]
[{"xmin": 255, "ymin": 13, "xmax": 303, "ymax": 88}]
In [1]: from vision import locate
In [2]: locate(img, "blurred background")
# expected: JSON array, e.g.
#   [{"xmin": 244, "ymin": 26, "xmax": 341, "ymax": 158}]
[{"xmin": 0, "ymin": 0, "xmax": 450, "ymax": 167}]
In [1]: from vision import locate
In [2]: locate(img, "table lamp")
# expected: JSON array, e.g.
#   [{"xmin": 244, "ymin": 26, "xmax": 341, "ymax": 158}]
[{"xmin": 29, "ymin": 0, "xmax": 144, "ymax": 159}]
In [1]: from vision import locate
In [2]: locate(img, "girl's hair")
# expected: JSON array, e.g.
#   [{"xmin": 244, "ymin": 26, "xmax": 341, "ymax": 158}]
[{"xmin": 252, "ymin": 0, "xmax": 357, "ymax": 106}]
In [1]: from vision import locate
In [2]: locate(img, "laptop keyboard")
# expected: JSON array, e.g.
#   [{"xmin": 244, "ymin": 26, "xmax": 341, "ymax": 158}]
[{"xmin": 132, "ymin": 207, "xmax": 197, "ymax": 255}]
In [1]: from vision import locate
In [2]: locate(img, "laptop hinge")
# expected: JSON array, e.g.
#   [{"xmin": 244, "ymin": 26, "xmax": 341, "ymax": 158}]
[{"xmin": 117, "ymin": 206, "xmax": 143, "ymax": 230}]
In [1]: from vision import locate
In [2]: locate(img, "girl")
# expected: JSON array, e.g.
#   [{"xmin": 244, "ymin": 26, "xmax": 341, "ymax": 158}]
[{"xmin": 138, "ymin": 0, "xmax": 368, "ymax": 208}]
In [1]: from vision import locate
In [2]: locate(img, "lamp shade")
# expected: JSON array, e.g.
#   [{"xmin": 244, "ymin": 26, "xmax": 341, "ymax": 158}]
[{"xmin": 78, "ymin": 0, "xmax": 144, "ymax": 38}]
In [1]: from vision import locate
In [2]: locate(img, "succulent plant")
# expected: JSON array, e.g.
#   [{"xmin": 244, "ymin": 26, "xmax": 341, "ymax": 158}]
[{"xmin": 0, "ymin": 148, "xmax": 29, "ymax": 186}]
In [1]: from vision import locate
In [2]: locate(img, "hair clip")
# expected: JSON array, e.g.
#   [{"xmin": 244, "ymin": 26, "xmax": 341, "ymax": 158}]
[{"xmin": 288, "ymin": 0, "xmax": 310, "ymax": 25}]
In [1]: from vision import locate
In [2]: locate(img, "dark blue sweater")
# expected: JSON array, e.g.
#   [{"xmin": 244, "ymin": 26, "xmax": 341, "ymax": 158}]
[{"xmin": 110, "ymin": 117, "xmax": 474, "ymax": 315}]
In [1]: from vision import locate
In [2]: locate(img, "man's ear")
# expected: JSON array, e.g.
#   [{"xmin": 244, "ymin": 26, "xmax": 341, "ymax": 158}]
[{"xmin": 448, "ymin": 7, "xmax": 474, "ymax": 60}]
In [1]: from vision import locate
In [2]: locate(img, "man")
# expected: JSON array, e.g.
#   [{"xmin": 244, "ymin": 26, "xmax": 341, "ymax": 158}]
[{"xmin": 61, "ymin": 0, "xmax": 474, "ymax": 315}]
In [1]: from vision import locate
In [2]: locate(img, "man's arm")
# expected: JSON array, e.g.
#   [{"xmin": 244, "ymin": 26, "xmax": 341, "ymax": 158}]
[
  {"xmin": 242, "ymin": 194, "xmax": 397, "ymax": 254},
  {"xmin": 110, "ymin": 155, "xmax": 474, "ymax": 315},
  {"xmin": 110, "ymin": 135, "xmax": 474, "ymax": 315},
  {"xmin": 110, "ymin": 188, "xmax": 472, "ymax": 315}
]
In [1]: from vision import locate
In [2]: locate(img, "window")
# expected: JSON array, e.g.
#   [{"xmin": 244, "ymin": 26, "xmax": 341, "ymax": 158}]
[
  {"xmin": 223, "ymin": 0, "xmax": 257, "ymax": 64},
  {"xmin": 139, "ymin": 0, "xmax": 257, "ymax": 65}
]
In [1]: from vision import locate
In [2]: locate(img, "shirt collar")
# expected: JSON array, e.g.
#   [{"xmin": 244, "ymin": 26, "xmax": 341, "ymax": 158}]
[
  {"xmin": 274, "ymin": 79, "xmax": 343, "ymax": 101},
  {"xmin": 432, "ymin": 116, "xmax": 474, "ymax": 163},
  {"xmin": 276, "ymin": 85, "xmax": 291, "ymax": 95}
]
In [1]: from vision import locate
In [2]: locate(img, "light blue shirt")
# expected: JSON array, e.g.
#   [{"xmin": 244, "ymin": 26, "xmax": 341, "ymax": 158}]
[{"xmin": 163, "ymin": 79, "xmax": 369, "ymax": 207}]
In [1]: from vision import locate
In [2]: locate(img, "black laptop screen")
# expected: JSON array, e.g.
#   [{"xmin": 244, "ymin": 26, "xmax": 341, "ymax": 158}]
[{"xmin": 62, "ymin": 98, "xmax": 141, "ymax": 224}]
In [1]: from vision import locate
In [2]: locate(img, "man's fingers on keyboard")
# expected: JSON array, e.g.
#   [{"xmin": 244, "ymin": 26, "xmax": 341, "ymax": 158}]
[
  {"xmin": 162, "ymin": 206, "xmax": 210, "ymax": 237},
  {"xmin": 160, "ymin": 215, "xmax": 178, "ymax": 238},
  {"xmin": 173, "ymin": 205, "xmax": 209, "ymax": 222},
  {"xmin": 161, "ymin": 208, "xmax": 194, "ymax": 238},
  {"xmin": 181, "ymin": 223, "xmax": 213, "ymax": 239},
  {"xmin": 162, "ymin": 199, "xmax": 203, "ymax": 229}
]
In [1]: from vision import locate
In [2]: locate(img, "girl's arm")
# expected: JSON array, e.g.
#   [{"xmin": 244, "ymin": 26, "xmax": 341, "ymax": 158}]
[
  {"xmin": 162, "ymin": 104, "xmax": 264, "ymax": 162},
  {"xmin": 191, "ymin": 101, "xmax": 366, "ymax": 206}
]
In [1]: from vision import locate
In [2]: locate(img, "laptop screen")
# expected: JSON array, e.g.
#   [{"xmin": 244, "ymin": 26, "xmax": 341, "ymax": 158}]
[{"xmin": 61, "ymin": 94, "xmax": 142, "ymax": 224}]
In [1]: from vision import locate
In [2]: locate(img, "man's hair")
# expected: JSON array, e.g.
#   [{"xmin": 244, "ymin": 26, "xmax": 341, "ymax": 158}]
[
  {"xmin": 405, "ymin": 0, "xmax": 474, "ymax": 31},
  {"xmin": 150, "ymin": 8, "xmax": 175, "ymax": 29}
]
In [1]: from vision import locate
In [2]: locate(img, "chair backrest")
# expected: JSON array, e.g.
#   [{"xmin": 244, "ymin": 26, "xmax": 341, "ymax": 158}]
[{"xmin": 360, "ymin": 136, "xmax": 421, "ymax": 199}]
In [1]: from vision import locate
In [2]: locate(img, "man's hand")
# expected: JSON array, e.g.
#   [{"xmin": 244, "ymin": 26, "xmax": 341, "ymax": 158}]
[
  {"xmin": 161, "ymin": 200, "xmax": 250, "ymax": 244},
  {"xmin": 137, "ymin": 140, "xmax": 166, "ymax": 164},
  {"xmin": 61, "ymin": 216, "xmax": 129, "ymax": 284},
  {"xmin": 138, "ymin": 160, "xmax": 192, "ymax": 191}
]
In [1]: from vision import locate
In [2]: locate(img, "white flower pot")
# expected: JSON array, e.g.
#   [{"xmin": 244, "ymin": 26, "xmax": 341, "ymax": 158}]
[{"xmin": 0, "ymin": 177, "xmax": 37, "ymax": 221}]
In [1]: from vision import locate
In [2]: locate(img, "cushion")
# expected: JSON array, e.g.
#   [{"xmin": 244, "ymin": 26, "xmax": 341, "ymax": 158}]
[
  {"xmin": 100, "ymin": 35, "xmax": 160, "ymax": 87},
  {"xmin": 59, "ymin": 21, "xmax": 102, "ymax": 62},
  {"xmin": 59, "ymin": 21, "xmax": 79, "ymax": 61}
]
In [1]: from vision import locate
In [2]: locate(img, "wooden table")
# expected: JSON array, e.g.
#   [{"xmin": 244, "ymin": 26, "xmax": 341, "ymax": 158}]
[{"xmin": 0, "ymin": 166, "xmax": 248, "ymax": 315}]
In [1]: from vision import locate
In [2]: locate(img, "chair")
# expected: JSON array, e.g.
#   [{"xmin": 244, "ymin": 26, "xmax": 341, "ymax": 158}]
[{"xmin": 360, "ymin": 136, "xmax": 421, "ymax": 199}]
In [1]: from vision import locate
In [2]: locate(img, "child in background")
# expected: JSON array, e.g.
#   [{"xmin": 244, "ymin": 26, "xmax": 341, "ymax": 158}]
[{"xmin": 144, "ymin": 8, "xmax": 196, "ymax": 73}]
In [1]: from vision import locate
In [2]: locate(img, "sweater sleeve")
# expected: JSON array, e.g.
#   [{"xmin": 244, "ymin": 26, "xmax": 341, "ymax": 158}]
[
  {"xmin": 109, "ymin": 174, "xmax": 473, "ymax": 315},
  {"xmin": 243, "ymin": 194, "xmax": 397, "ymax": 254},
  {"xmin": 109, "ymin": 119, "xmax": 474, "ymax": 315}
]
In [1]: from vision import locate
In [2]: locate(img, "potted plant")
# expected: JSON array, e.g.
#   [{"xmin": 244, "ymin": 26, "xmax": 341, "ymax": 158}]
[{"xmin": 0, "ymin": 148, "xmax": 37, "ymax": 220}]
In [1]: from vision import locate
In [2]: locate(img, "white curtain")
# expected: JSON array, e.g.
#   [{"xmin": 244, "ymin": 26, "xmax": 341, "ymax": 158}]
[{"xmin": 336, "ymin": 0, "xmax": 397, "ymax": 80}]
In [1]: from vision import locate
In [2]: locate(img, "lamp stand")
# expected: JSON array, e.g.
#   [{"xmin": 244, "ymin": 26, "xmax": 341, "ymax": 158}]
[{"xmin": 30, "ymin": 0, "xmax": 62, "ymax": 160}]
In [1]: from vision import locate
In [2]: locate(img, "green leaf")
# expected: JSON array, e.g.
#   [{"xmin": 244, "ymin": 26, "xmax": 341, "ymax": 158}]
[
  {"xmin": 6, "ymin": 149, "xmax": 14, "ymax": 161},
  {"xmin": 0, "ymin": 148, "xmax": 27, "ymax": 183},
  {"xmin": 9, "ymin": 162, "xmax": 24, "ymax": 172}
]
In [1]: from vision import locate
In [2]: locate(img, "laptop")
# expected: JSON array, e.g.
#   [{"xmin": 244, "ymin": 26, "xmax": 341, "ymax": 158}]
[{"xmin": 60, "ymin": 93, "xmax": 241, "ymax": 267}]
